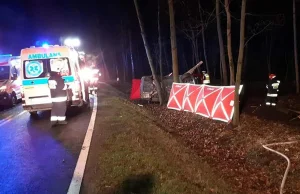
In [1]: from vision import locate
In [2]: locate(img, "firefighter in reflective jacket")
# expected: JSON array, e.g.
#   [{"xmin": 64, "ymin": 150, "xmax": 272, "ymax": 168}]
[
  {"xmin": 48, "ymin": 68, "xmax": 68, "ymax": 125},
  {"xmin": 266, "ymin": 74, "xmax": 280, "ymax": 106},
  {"xmin": 202, "ymin": 71, "xmax": 210, "ymax": 84}
]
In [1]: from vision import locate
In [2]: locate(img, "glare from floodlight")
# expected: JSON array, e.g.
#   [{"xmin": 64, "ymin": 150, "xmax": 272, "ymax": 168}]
[
  {"xmin": 64, "ymin": 38, "xmax": 80, "ymax": 47},
  {"xmin": 73, "ymin": 39, "xmax": 80, "ymax": 47}
]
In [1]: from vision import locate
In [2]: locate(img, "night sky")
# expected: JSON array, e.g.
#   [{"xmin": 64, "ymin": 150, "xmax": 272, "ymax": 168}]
[{"xmin": 0, "ymin": 0, "xmax": 297, "ymax": 81}]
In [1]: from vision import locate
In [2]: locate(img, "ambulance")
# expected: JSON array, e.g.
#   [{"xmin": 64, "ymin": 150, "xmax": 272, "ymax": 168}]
[
  {"xmin": 20, "ymin": 45, "xmax": 89, "ymax": 115},
  {"xmin": 0, "ymin": 55, "xmax": 22, "ymax": 106}
]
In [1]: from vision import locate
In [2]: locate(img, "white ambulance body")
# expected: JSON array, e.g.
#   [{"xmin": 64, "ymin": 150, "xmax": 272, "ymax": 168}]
[
  {"xmin": 20, "ymin": 45, "xmax": 89, "ymax": 114},
  {"xmin": 0, "ymin": 55, "xmax": 22, "ymax": 106}
]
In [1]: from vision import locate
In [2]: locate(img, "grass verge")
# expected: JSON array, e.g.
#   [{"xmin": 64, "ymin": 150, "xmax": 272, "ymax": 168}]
[{"xmin": 81, "ymin": 85, "xmax": 235, "ymax": 194}]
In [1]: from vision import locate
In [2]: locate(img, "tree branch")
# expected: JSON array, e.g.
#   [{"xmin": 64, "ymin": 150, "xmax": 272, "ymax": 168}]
[{"xmin": 244, "ymin": 22, "xmax": 272, "ymax": 47}]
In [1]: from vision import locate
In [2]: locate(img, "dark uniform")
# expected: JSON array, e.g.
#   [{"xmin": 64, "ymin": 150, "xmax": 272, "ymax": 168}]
[
  {"xmin": 48, "ymin": 72, "xmax": 68, "ymax": 125},
  {"xmin": 266, "ymin": 74, "xmax": 280, "ymax": 106}
]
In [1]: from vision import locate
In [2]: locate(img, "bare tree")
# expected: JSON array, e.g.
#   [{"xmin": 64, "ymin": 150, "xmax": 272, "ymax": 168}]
[
  {"xmin": 168, "ymin": 0, "xmax": 180, "ymax": 82},
  {"xmin": 224, "ymin": 0, "xmax": 235, "ymax": 85},
  {"xmin": 232, "ymin": 0, "xmax": 247, "ymax": 126},
  {"xmin": 180, "ymin": 19, "xmax": 202, "ymax": 66},
  {"xmin": 180, "ymin": 0, "xmax": 215, "ymax": 74},
  {"xmin": 244, "ymin": 14, "xmax": 284, "ymax": 77},
  {"xmin": 158, "ymin": 0, "xmax": 163, "ymax": 82},
  {"xmin": 129, "ymin": 30, "xmax": 135, "ymax": 79},
  {"xmin": 163, "ymin": 41, "xmax": 171, "ymax": 72},
  {"xmin": 94, "ymin": 17, "xmax": 111, "ymax": 80},
  {"xmin": 266, "ymin": 32, "xmax": 273, "ymax": 74},
  {"xmin": 293, "ymin": 0, "xmax": 299, "ymax": 93},
  {"xmin": 134, "ymin": 0, "xmax": 163, "ymax": 104},
  {"xmin": 99, "ymin": 48, "xmax": 110, "ymax": 80},
  {"xmin": 198, "ymin": 0, "xmax": 211, "ymax": 74},
  {"xmin": 120, "ymin": 21, "xmax": 129, "ymax": 81},
  {"xmin": 216, "ymin": 0, "xmax": 228, "ymax": 85}
]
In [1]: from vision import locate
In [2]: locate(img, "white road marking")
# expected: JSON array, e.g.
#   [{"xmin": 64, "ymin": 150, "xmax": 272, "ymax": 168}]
[
  {"xmin": 0, "ymin": 110, "xmax": 26, "ymax": 127},
  {"xmin": 67, "ymin": 96, "xmax": 98, "ymax": 194}
]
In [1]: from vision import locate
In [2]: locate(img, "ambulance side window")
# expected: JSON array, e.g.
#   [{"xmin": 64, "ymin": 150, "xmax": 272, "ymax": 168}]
[
  {"xmin": 50, "ymin": 58, "xmax": 70, "ymax": 76},
  {"xmin": 11, "ymin": 66, "xmax": 18, "ymax": 80}
]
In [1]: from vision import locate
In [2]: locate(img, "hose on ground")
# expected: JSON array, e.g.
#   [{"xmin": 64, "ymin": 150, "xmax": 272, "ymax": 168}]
[{"xmin": 262, "ymin": 141, "xmax": 298, "ymax": 194}]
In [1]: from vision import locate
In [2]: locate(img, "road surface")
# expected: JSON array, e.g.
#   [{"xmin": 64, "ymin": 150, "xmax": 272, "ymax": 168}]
[{"xmin": 0, "ymin": 96, "xmax": 94, "ymax": 194}]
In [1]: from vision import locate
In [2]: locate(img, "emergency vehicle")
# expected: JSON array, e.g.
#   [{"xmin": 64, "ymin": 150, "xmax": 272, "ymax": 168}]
[
  {"xmin": 0, "ymin": 55, "xmax": 22, "ymax": 106},
  {"xmin": 78, "ymin": 52, "xmax": 100, "ymax": 93},
  {"xmin": 81, "ymin": 67, "xmax": 100, "ymax": 94},
  {"xmin": 20, "ymin": 45, "xmax": 90, "ymax": 115}
]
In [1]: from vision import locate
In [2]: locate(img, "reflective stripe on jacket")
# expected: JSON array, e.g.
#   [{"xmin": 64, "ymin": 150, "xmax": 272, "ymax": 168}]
[{"xmin": 52, "ymin": 96, "xmax": 67, "ymax": 102}]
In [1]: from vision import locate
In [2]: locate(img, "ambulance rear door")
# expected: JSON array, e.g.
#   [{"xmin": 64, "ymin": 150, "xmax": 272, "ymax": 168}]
[{"xmin": 22, "ymin": 59, "xmax": 52, "ymax": 106}]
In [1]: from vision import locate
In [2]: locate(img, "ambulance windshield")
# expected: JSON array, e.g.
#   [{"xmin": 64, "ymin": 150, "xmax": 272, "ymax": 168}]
[{"xmin": 0, "ymin": 66, "xmax": 10, "ymax": 81}]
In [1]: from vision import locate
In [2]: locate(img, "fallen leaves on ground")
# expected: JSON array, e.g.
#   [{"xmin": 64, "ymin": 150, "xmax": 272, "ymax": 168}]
[
  {"xmin": 112, "ymin": 83, "xmax": 300, "ymax": 194},
  {"xmin": 140, "ymin": 103, "xmax": 300, "ymax": 194}
]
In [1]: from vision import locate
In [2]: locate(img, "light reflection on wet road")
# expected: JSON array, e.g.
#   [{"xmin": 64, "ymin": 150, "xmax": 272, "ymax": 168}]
[{"xmin": 0, "ymin": 97, "xmax": 93, "ymax": 194}]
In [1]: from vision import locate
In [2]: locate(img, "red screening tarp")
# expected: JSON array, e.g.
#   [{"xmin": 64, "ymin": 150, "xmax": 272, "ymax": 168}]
[
  {"xmin": 130, "ymin": 79, "xmax": 141, "ymax": 100},
  {"xmin": 167, "ymin": 83, "xmax": 243, "ymax": 123}
]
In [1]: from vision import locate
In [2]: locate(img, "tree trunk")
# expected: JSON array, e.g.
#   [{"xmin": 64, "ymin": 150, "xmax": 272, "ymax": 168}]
[
  {"xmin": 285, "ymin": 52, "xmax": 289, "ymax": 82},
  {"xmin": 134, "ymin": 0, "xmax": 163, "ymax": 104},
  {"xmin": 225, "ymin": 0, "xmax": 235, "ymax": 85},
  {"xmin": 158, "ymin": 0, "xmax": 163, "ymax": 82},
  {"xmin": 216, "ymin": 0, "xmax": 228, "ymax": 85},
  {"xmin": 195, "ymin": 36, "xmax": 200, "ymax": 63},
  {"xmin": 199, "ymin": 1, "xmax": 209, "ymax": 74},
  {"xmin": 120, "ymin": 24, "xmax": 127, "ymax": 82},
  {"xmin": 233, "ymin": 0, "xmax": 247, "ymax": 126},
  {"xmin": 168, "ymin": 0, "xmax": 180, "ymax": 82},
  {"xmin": 129, "ymin": 30, "xmax": 135, "ymax": 79},
  {"xmin": 158, "ymin": 0, "xmax": 166, "ymax": 102},
  {"xmin": 99, "ymin": 49, "xmax": 110, "ymax": 80},
  {"xmin": 242, "ymin": 44, "xmax": 248, "ymax": 80},
  {"xmin": 122, "ymin": 53, "xmax": 127, "ymax": 82},
  {"xmin": 163, "ymin": 41, "xmax": 171, "ymax": 73},
  {"xmin": 191, "ymin": 40, "xmax": 196, "ymax": 65},
  {"xmin": 182, "ymin": 52, "xmax": 189, "ymax": 70},
  {"xmin": 293, "ymin": 0, "xmax": 299, "ymax": 93},
  {"xmin": 116, "ymin": 64, "xmax": 119, "ymax": 81}
]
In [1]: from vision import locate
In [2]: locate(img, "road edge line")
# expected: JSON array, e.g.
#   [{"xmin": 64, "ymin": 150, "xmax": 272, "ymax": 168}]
[
  {"xmin": 0, "ymin": 110, "xmax": 26, "ymax": 127},
  {"xmin": 67, "ymin": 97, "xmax": 98, "ymax": 194}
]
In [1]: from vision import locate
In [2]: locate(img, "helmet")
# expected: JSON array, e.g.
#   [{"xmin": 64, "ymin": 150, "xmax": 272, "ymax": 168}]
[{"xmin": 269, "ymin": 74, "xmax": 276, "ymax": 79}]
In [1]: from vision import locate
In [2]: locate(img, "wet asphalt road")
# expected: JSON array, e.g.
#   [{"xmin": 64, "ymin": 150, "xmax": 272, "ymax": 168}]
[{"xmin": 0, "ymin": 96, "xmax": 94, "ymax": 194}]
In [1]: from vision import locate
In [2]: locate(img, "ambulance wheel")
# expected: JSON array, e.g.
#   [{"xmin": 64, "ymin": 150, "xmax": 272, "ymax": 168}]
[{"xmin": 10, "ymin": 94, "xmax": 17, "ymax": 106}]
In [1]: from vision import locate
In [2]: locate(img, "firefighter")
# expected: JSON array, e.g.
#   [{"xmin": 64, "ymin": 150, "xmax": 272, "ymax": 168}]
[
  {"xmin": 48, "ymin": 67, "xmax": 68, "ymax": 126},
  {"xmin": 266, "ymin": 73, "xmax": 280, "ymax": 106},
  {"xmin": 202, "ymin": 71, "xmax": 210, "ymax": 84}
]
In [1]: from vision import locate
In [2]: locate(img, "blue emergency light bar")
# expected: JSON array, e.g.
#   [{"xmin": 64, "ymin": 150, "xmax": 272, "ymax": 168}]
[
  {"xmin": 0, "ymin": 54, "xmax": 12, "ymax": 57},
  {"xmin": 42, "ymin": 43, "xmax": 49, "ymax": 48}
]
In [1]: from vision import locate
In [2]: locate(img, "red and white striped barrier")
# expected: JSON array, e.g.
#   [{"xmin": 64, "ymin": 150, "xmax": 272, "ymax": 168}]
[{"xmin": 167, "ymin": 83, "xmax": 243, "ymax": 123}]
